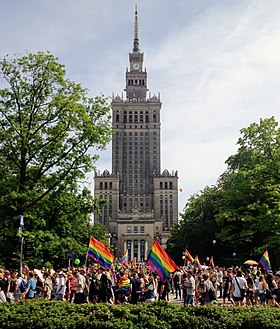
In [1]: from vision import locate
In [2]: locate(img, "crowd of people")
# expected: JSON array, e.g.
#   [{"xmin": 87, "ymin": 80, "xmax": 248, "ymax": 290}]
[{"xmin": 0, "ymin": 262, "xmax": 280, "ymax": 308}]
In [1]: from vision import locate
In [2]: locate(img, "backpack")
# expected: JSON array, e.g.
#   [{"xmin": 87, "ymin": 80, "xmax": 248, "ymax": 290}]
[{"xmin": 20, "ymin": 279, "xmax": 27, "ymax": 293}]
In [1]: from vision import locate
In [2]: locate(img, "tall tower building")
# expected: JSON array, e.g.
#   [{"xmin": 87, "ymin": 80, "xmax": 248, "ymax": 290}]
[{"xmin": 94, "ymin": 7, "xmax": 178, "ymax": 261}]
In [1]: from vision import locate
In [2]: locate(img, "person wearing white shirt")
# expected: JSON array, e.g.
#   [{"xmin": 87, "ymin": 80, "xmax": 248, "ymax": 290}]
[
  {"xmin": 231, "ymin": 270, "xmax": 248, "ymax": 306},
  {"xmin": 55, "ymin": 272, "xmax": 66, "ymax": 300}
]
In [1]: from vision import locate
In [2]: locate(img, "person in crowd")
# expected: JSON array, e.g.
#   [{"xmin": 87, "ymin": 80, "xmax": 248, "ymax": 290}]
[
  {"xmin": 2, "ymin": 270, "xmax": 12, "ymax": 303},
  {"xmin": 265, "ymin": 272, "xmax": 279, "ymax": 308},
  {"xmin": 275, "ymin": 272, "xmax": 280, "ymax": 304},
  {"xmin": 88, "ymin": 271, "xmax": 99, "ymax": 304},
  {"xmin": 97, "ymin": 267, "xmax": 112, "ymax": 303},
  {"xmin": 217, "ymin": 267, "xmax": 224, "ymax": 298},
  {"xmin": 222, "ymin": 269, "xmax": 234, "ymax": 306},
  {"xmin": 231, "ymin": 270, "xmax": 248, "ymax": 306},
  {"xmin": 14, "ymin": 273, "xmax": 25, "ymax": 302},
  {"xmin": 203, "ymin": 273, "xmax": 216, "ymax": 305},
  {"xmin": 43, "ymin": 272, "xmax": 53, "ymax": 300},
  {"xmin": 173, "ymin": 269, "xmax": 182, "ymax": 300},
  {"xmin": 245, "ymin": 269, "xmax": 255, "ymax": 305},
  {"xmin": 117, "ymin": 270, "xmax": 131, "ymax": 304},
  {"xmin": 73, "ymin": 270, "xmax": 86, "ymax": 304},
  {"xmin": 22, "ymin": 263, "xmax": 30, "ymax": 276},
  {"xmin": 55, "ymin": 271, "xmax": 66, "ymax": 301},
  {"xmin": 22, "ymin": 272, "xmax": 37, "ymax": 300},
  {"xmin": 66, "ymin": 273, "xmax": 77, "ymax": 303},
  {"xmin": 257, "ymin": 275, "xmax": 268, "ymax": 306},
  {"xmin": 210, "ymin": 269, "xmax": 218, "ymax": 296},
  {"xmin": 184, "ymin": 271, "xmax": 196, "ymax": 305},
  {"xmin": 130, "ymin": 271, "xmax": 142, "ymax": 304},
  {"xmin": 159, "ymin": 277, "xmax": 171, "ymax": 301},
  {"xmin": 0, "ymin": 274, "xmax": 6, "ymax": 303},
  {"xmin": 143, "ymin": 272, "xmax": 156, "ymax": 303},
  {"xmin": 35, "ymin": 273, "xmax": 44, "ymax": 298},
  {"xmin": 195, "ymin": 274, "xmax": 205, "ymax": 305}
]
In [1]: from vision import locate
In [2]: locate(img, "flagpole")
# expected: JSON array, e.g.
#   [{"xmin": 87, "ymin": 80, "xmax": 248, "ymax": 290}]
[
  {"xmin": 84, "ymin": 253, "xmax": 88, "ymax": 267},
  {"xmin": 19, "ymin": 215, "xmax": 24, "ymax": 274}
]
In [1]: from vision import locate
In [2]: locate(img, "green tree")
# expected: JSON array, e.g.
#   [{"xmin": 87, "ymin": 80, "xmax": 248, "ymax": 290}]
[
  {"xmin": 167, "ymin": 186, "xmax": 222, "ymax": 265},
  {"xmin": 0, "ymin": 52, "xmax": 111, "ymax": 268},
  {"xmin": 90, "ymin": 222, "xmax": 110, "ymax": 247},
  {"xmin": 216, "ymin": 117, "xmax": 280, "ymax": 265},
  {"xmin": 168, "ymin": 117, "xmax": 280, "ymax": 268}
]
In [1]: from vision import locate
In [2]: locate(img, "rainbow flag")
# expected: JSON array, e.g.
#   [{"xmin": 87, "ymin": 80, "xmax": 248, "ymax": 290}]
[
  {"xmin": 147, "ymin": 240, "xmax": 178, "ymax": 282},
  {"xmin": 193, "ymin": 255, "xmax": 203, "ymax": 270},
  {"xmin": 185, "ymin": 249, "xmax": 194, "ymax": 264},
  {"xmin": 131, "ymin": 257, "xmax": 136, "ymax": 269},
  {"xmin": 209, "ymin": 256, "xmax": 215, "ymax": 268},
  {"xmin": 118, "ymin": 276, "xmax": 131, "ymax": 297},
  {"xmin": 87, "ymin": 237, "xmax": 114, "ymax": 269},
  {"xmin": 259, "ymin": 249, "xmax": 271, "ymax": 271},
  {"xmin": 120, "ymin": 250, "xmax": 128, "ymax": 266}
]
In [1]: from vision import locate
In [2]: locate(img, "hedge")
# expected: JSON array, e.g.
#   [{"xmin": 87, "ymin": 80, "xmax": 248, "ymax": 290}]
[{"xmin": 0, "ymin": 300, "xmax": 279, "ymax": 328}]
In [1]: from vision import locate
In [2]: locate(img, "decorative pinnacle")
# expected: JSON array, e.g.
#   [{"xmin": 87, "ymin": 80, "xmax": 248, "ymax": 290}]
[{"xmin": 133, "ymin": 4, "xmax": 140, "ymax": 52}]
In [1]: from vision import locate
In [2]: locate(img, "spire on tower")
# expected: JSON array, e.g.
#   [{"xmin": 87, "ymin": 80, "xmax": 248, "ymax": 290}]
[{"xmin": 133, "ymin": 4, "xmax": 140, "ymax": 52}]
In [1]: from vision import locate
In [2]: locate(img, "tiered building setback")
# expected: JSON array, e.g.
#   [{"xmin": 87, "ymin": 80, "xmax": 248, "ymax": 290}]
[{"xmin": 94, "ymin": 8, "xmax": 178, "ymax": 261}]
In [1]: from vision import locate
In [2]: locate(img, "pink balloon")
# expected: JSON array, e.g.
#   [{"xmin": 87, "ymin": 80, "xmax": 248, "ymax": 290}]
[{"xmin": 212, "ymin": 240, "xmax": 216, "ymax": 244}]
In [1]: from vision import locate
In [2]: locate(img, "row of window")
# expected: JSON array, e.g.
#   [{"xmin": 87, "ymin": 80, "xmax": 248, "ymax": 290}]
[
  {"xmin": 115, "ymin": 111, "xmax": 157, "ymax": 124},
  {"xmin": 99, "ymin": 182, "xmax": 113, "ymax": 190},
  {"xmin": 127, "ymin": 226, "xmax": 145, "ymax": 233},
  {"xmin": 127, "ymin": 79, "xmax": 145, "ymax": 86},
  {"xmin": 160, "ymin": 182, "xmax": 173, "ymax": 189}
]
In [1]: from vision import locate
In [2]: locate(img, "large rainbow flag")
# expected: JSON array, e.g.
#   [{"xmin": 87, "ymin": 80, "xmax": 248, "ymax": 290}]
[
  {"xmin": 147, "ymin": 240, "xmax": 178, "ymax": 282},
  {"xmin": 259, "ymin": 249, "xmax": 271, "ymax": 271},
  {"xmin": 120, "ymin": 250, "xmax": 129, "ymax": 266},
  {"xmin": 87, "ymin": 237, "xmax": 114, "ymax": 269}
]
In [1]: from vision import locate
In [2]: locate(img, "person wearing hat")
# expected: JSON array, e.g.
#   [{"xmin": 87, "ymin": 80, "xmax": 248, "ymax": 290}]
[{"xmin": 55, "ymin": 272, "xmax": 66, "ymax": 301}]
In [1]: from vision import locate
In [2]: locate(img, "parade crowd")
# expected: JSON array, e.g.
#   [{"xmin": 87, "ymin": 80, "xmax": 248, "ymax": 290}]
[{"xmin": 0, "ymin": 263, "xmax": 280, "ymax": 308}]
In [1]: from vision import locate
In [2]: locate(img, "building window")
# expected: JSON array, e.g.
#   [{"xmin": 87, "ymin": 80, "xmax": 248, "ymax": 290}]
[
  {"xmin": 140, "ymin": 226, "xmax": 144, "ymax": 233},
  {"xmin": 134, "ymin": 226, "xmax": 138, "ymax": 233},
  {"xmin": 127, "ymin": 226, "xmax": 132, "ymax": 233}
]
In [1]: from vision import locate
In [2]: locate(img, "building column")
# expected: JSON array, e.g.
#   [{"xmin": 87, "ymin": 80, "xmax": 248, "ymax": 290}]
[
  {"xmin": 145, "ymin": 240, "xmax": 148, "ymax": 259},
  {"xmin": 131, "ymin": 240, "xmax": 134, "ymax": 261},
  {"xmin": 124, "ymin": 241, "xmax": 127, "ymax": 252},
  {"xmin": 137, "ymin": 240, "xmax": 141, "ymax": 262}
]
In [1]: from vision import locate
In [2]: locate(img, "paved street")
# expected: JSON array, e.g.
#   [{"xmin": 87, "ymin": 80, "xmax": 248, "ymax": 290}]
[{"xmin": 169, "ymin": 293, "xmax": 229, "ymax": 306}]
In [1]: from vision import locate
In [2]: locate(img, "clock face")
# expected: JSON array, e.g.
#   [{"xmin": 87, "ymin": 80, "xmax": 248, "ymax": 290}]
[{"xmin": 133, "ymin": 63, "xmax": 140, "ymax": 70}]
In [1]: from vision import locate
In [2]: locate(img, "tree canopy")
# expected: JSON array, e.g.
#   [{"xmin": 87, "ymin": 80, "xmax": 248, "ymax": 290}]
[
  {"xmin": 169, "ymin": 117, "xmax": 280, "ymax": 268},
  {"xmin": 0, "ymin": 52, "xmax": 111, "ymax": 269}
]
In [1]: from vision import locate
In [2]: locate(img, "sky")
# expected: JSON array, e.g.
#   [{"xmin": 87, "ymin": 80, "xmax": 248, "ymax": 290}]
[{"xmin": 1, "ymin": 0, "xmax": 280, "ymax": 212}]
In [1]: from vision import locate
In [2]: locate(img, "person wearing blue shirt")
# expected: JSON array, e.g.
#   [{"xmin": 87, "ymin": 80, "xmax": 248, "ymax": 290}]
[{"xmin": 22, "ymin": 272, "xmax": 37, "ymax": 299}]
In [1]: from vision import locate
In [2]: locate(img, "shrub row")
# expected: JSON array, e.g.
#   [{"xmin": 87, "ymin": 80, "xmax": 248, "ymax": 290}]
[{"xmin": 0, "ymin": 300, "xmax": 279, "ymax": 329}]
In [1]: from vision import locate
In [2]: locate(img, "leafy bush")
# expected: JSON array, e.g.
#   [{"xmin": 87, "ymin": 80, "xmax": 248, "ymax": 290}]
[{"xmin": 0, "ymin": 300, "xmax": 279, "ymax": 328}]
